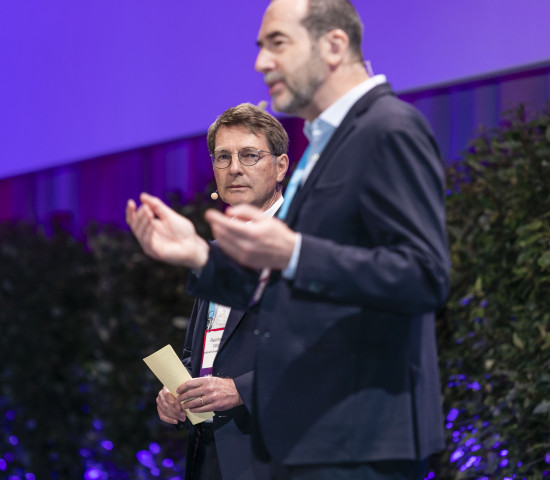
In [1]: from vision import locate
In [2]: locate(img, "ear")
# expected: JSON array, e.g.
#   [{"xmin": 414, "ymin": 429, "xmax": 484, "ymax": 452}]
[
  {"xmin": 276, "ymin": 154, "xmax": 289, "ymax": 183},
  {"xmin": 318, "ymin": 29, "xmax": 349, "ymax": 68}
]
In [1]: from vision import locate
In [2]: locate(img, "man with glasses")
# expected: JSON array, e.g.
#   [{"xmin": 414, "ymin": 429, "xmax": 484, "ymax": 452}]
[{"xmin": 131, "ymin": 103, "xmax": 288, "ymax": 480}]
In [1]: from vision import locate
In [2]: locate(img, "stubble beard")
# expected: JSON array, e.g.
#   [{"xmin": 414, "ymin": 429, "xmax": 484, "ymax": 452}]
[{"xmin": 272, "ymin": 51, "xmax": 326, "ymax": 116}]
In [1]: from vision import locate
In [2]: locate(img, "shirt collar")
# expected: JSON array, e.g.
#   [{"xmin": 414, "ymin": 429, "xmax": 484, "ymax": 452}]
[
  {"xmin": 311, "ymin": 74, "xmax": 387, "ymax": 130},
  {"xmin": 264, "ymin": 196, "xmax": 284, "ymax": 217}
]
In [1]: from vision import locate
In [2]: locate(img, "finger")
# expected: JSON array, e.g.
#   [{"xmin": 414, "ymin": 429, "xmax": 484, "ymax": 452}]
[
  {"xmin": 157, "ymin": 405, "xmax": 179, "ymax": 424},
  {"xmin": 157, "ymin": 391, "xmax": 178, "ymax": 411},
  {"xmin": 140, "ymin": 193, "xmax": 175, "ymax": 222},
  {"xmin": 157, "ymin": 392, "xmax": 187, "ymax": 423},
  {"xmin": 176, "ymin": 378, "xmax": 203, "ymax": 395},
  {"xmin": 177, "ymin": 389, "xmax": 203, "ymax": 405},
  {"xmin": 225, "ymin": 204, "xmax": 265, "ymax": 222},
  {"xmin": 187, "ymin": 395, "xmax": 210, "ymax": 413},
  {"xmin": 131, "ymin": 205, "xmax": 156, "ymax": 248},
  {"xmin": 133, "ymin": 203, "xmax": 155, "ymax": 234},
  {"xmin": 156, "ymin": 397, "xmax": 179, "ymax": 424},
  {"xmin": 157, "ymin": 402, "xmax": 186, "ymax": 424},
  {"xmin": 127, "ymin": 202, "xmax": 148, "ymax": 236},
  {"xmin": 205, "ymin": 209, "xmax": 252, "ymax": 242},
  {"xmin": 204, "ymin": 208, "xmax": 234, "ymax": 230},
  {"xmin": 126, "ymin": 199, "xmax": 137, "ymax": 225},
  {"xmin": 161, "ymin": 391, "xmax": 179, "ymax": 408}
]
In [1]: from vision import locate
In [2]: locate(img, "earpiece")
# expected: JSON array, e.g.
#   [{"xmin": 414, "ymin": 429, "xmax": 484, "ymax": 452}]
[
  {"xmin": 211, "ymin": 190, "xmax": 219, "ymax": 200},
  {"xmin": 365, "ymin": 60, "xmax": 374, "ymax": 77}
]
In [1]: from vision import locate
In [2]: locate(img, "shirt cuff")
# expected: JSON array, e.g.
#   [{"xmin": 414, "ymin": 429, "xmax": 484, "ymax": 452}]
[{"xmin": 281, "ymin": 233, "xmax": 302, "ymax": 280}]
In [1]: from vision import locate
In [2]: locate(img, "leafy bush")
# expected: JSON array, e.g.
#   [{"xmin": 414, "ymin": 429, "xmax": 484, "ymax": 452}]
[
  {"xmin": 1, "ymin": 106, "xmax": 549, "ymax": 479},
  {"xmin": 0, "ymin": 192, "xmax": 214, "ymax": 479},
  {"xmin": 432, "ymin": 104, "xmax": 550, "ymax": 479}
]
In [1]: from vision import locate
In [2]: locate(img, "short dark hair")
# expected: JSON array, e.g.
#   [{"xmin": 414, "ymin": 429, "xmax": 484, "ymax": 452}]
[
  {"xmin": 301, "ymin": 0, "xmax": 364, "ymax": 62},
  {"xmin": 207, "ymin": 103, "xmax": 289, "ymax": 156}
]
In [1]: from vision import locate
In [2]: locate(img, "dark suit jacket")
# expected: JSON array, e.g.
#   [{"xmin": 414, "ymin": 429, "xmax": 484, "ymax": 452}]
[
  {"xmin": 183, "ymin": 299, "xmax": 267, "ymax": 479},
  {"xmin": 187, "ymin": 83, "xmax": 450, "ymax": 466}
]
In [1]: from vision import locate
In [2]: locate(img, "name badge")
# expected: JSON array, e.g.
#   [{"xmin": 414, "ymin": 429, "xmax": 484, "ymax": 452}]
[{"xmin": 200, "ymin": 328, "xmax": 224, "ymax": 377}]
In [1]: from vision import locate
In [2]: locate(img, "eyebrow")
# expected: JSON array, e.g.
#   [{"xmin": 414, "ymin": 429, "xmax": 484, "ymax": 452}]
[
  {"xmin": 256, "ymin": 31, "xmax": 288, "ymax": 47},
  {"xmin": 214, "ymin": 146, "xmax": 261, "ymax": 152}
]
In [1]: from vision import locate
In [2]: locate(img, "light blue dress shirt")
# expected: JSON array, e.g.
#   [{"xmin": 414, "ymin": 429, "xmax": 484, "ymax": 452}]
[{"xmin": 281, "ymin": 75, "xmax": 387, "ymax": 279}]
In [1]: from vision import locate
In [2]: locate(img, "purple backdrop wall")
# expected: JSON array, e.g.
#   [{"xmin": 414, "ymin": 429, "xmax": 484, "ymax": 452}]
[
  {"xmin": 0, "ymin": 117, "xmax": 308, "ymax": 234},
  {"xmin": 1, "ymin": 0, "xmax": 549, "ymax": 179},
  {"xmin": 0, "ymin": 64, "xmax": 548, "ymax": 235}
]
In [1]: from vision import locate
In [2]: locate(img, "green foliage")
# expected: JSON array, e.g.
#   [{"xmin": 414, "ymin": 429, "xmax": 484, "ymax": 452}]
[
  {"xmin": 0, "ymin": 191, "xmax": 215, "ymax": 478},
  {"xmin": 2, "ymin": 106, "xmax": 550, "ymax": 477},
  {"xmin": 434, "ymin": 104, "xmax": 550, "ymax": 478}
]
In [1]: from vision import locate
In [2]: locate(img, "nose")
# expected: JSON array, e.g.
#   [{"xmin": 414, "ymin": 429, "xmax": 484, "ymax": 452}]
[
  {"xmin": 228, "ymin": 152, "xmax": 244, "ymax": 175},
  {"xmin": 255, "ymin": 48, "xmax": 273, "ymax": 74}
]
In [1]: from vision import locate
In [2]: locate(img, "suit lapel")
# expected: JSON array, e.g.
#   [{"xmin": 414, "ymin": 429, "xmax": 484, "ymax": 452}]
[
  {"xmin": 191, "ymin": 300, "xmax": 210, "ymax": 376},
  {"xmin": 218, "ymin": 307, "xmax": 246, "ymax": 352},
  {"xmin": 284, "ymin": 83, "xmax": 395, "ymax": 227}
]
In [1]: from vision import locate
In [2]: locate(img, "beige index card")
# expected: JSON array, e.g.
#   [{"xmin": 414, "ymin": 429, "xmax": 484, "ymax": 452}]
[{"xmin": 143, "ymin": 344, "xmax": 214, "ymax": 425}]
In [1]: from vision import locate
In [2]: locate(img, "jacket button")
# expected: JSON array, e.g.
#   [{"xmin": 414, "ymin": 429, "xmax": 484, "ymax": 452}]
[
  {"xmin": 253, "ymin": 329, "xmax": 260, "ymax": 335},
  {"xmin": 308, "ymin": 281, "xmax": 324, "ymax": 294},
  {"xmin": 263, "ymin": 332, "xmax": 271, "ymax": 338}
]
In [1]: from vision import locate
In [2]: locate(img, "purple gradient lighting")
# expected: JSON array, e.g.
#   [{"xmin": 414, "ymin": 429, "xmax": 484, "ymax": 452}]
[
  {"xmin": 450, "ymin": 449, "xmax": 465, "ymax": 462},
  {"xmin": 84, "ymin": 468, "xmax": 102, "ymax": 480},
  {"xmin": 79, "ymin": 448, "xmax": 92, "ymax": 458},
  {"xmin": 137, "ymin": 450, "xmax": 155, "ymax": 468},
  {"xmin": 100, "ymin": 440, "xmax": 113, "ymax": 451},
  {"xmin": 459, "ymin": 456, "xmax": 478, "ymax": 471},
  {"xmin": 2, "ymin": 1, "xmax": 550, "ymax": 179},
  {"xmin": 446, "ymin": 408, "xmax": 459, "ymax": 422},
  {"xmin": 93, "ymin": 419, "xmax": 103, "ymax": 431},
  {"xmin": 149, "ymin": 442, "xmax": 161, "ymax": 454}
]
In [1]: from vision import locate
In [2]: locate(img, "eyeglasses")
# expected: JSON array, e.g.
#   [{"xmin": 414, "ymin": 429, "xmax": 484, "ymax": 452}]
[{"xmin": 210, "ymin": 148, "xmax": 276, "ymax": 169}]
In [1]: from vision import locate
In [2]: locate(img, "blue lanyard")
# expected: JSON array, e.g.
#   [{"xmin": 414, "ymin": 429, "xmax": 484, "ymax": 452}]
[
  {"xmin": 207, "ymin": 301, "xmax": 216, "ymax": 330},
  {"xmin": 277, "ymin": 145, "xmax": 311, "ymax": 221}
]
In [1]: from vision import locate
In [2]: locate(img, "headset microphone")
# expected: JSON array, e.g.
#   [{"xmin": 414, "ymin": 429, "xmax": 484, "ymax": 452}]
[{"xmin": 211, "ymin": 190, "xmax": 219, "ymax": 200}]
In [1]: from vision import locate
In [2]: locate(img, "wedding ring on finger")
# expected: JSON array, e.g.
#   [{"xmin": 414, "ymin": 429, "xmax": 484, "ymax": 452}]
[{"xmin": 199, "ymin": 395, "xmax": 205, "ymax": 407}]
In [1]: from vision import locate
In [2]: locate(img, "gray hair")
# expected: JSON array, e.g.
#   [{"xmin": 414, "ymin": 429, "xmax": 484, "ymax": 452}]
[
  {"xmin": 207, "ymin": 103, "xmax": 289, "ymax": 156},
  {"xmin": 301, "ymin": 0, "xmax": 364, "ymax": 62}
]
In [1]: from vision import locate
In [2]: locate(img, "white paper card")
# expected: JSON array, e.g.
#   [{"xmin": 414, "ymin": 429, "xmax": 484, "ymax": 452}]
[{"xmin": 143, "ymin": 344, "xmax": 214, "ymax": 425}]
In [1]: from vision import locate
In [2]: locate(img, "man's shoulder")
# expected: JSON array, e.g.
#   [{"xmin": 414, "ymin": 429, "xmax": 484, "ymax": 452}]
[{"xmin": 353, "ymin": 89, "xmax": 431, "ymax": 135}]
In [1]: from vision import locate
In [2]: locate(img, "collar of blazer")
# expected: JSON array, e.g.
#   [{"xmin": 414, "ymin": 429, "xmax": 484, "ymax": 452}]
[{"xmin": 283, "ymin": 82, "xmax": 395, "ymax": 226}]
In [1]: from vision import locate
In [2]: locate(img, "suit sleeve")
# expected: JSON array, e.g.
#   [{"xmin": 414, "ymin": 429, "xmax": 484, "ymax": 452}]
[
  {"xmin": 186, "ymin": 244, "xmax": 260, "ymax": 309},
  {"xmin": 232, "ymin": 370, "xmax": 254, "ymax": 413},
  {"xmin": 292, "ymin": 107, "xmax": 450, "ymax": 315}
]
